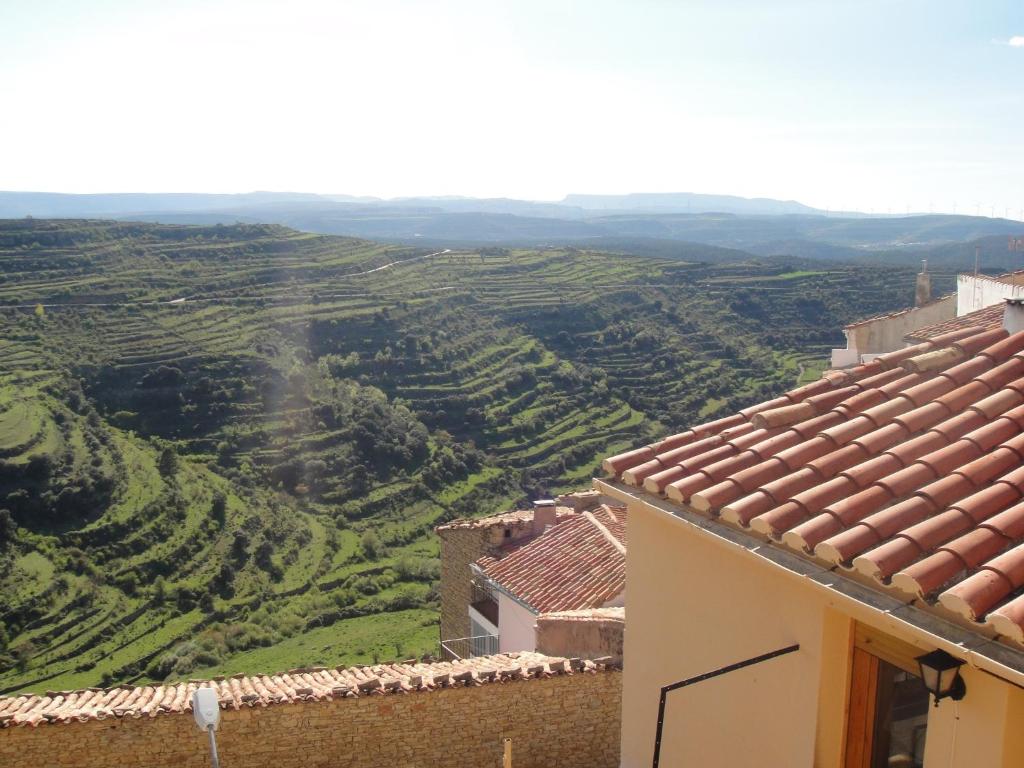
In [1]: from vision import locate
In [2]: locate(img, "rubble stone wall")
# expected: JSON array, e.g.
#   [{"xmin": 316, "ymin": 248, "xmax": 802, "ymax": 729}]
[{"xmin": 0, "ymin": 670, "xmax": 621, "ymax": 768}]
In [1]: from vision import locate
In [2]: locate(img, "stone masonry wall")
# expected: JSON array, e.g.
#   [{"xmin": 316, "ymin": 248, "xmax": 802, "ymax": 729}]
[
  {"xmin": 438, "ymin": 524, "xmax": 491, "ymax": 646},
  {"xmin": 0, "ymin": 671, "xmax": 621, "ymax": 768}
]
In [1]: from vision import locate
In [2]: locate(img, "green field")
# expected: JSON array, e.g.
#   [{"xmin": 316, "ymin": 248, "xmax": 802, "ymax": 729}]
[{"xmin": 0, "ymin": 219, "xmax": 939, "ymax": 694}]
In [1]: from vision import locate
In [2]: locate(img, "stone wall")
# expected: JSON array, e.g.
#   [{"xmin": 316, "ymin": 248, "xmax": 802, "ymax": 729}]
[
  {"xmin": 536, "ymin": 608, "xmax": 625, "ymax": 664},
  {"xmin": 0, "ymin": 670, "xmax": 621, "ymax": 768}
]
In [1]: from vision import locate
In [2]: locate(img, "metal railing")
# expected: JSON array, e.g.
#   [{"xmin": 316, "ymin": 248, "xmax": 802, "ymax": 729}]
[{"xmin": 440, "ymin": 633, "xmax": 499, "ymax": 660}]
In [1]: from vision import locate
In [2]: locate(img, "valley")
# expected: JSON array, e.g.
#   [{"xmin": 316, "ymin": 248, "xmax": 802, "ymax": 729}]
[{"xmin": 0, "ymin": 219, "xmax": 951, "ymax": 693}]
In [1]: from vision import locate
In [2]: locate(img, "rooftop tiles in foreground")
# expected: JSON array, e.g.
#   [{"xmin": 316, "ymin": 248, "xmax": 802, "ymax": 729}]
[{"xmin": 604, "ymin": 325, "xmax": 1024, "ymax": 648}]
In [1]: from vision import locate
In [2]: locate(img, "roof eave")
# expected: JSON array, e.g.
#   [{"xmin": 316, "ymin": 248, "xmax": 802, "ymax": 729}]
[{"xmin": 596, "ymin": 478, "xmax": 1024, "ymax": 689}]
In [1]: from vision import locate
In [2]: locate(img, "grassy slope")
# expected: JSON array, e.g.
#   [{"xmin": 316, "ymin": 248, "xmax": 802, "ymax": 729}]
[{"xmin": 0, "ymin": 220, "xmax": 942, "ymax": 693}]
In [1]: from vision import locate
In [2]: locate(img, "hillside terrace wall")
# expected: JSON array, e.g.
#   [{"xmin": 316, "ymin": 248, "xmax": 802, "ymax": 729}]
[{"xmin": 0, "ymin": 666, "xmax": 621, "ymax": 768}]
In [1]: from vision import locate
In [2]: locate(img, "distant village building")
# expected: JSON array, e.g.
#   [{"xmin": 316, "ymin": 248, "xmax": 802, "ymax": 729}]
[
  {"xmin": 436, "ymin": 492, "xmax": 626, "ymax": 659},
  {"xmin": 603, "ymin": 312, "xmax": 1024, "ymax": 767},
  {"xmin": 831, "ymin": 263, "xmax": 1024, "ymax": 368}
]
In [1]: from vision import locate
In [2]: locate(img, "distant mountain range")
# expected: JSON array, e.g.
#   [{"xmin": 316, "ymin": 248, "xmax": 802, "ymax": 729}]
[{"xmin": 2, "ymin": 190, "xmax": 1022, "ymax": 270}]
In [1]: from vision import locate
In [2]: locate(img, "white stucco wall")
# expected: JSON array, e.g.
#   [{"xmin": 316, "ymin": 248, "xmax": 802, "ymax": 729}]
[
  {"xmin": 958, "ymin": 274, "xmax": 1024, "ymax": 315},
  {"xmin": 497, "ymin": 592, "xmax": 537, "ymax": 653}
]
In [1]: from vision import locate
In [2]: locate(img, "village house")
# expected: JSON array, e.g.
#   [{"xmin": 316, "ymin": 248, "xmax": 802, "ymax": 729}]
[
  {"xmin": 602, "ymin": 308, "xmax": 1024, "ymax": 767},
  {"xmin": 831, "ymin": 260, "xmax": 1024, "ymax": 368},
  {"xmin": 437, "ymin": 492, "xmax": 626, "ymax": 659}
]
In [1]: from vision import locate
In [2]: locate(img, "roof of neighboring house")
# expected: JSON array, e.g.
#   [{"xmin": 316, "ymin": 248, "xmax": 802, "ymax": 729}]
[
  {"xmin": 0, "ymin": 652, "xmax": 613, "ymax": 728},
  {"xmin": 477, "ymin": 505, "xmax": 627, "ymax": 614},
  {"xmin": 436, "ymin": 506, "xmax": 574, "ymax": 532},
  {"xmin": 905, "ymin": 304, "xmax": 1004, "ymax": 343},
  {"xmin": 602, "ymin": 325, "xmax": 1024, "ymax": 648}
]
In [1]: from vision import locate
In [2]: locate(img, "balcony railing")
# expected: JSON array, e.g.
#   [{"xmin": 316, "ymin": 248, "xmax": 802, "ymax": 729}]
[{"xmin": 441, "ymin": 633, "xmax": 499, "ymax": 660}]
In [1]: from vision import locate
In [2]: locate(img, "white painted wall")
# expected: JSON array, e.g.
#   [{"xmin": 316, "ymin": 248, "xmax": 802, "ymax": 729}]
[
  {"xmin": 468, "ymin": 605, "xmax": 498, "ymax": 638},
  {"xmin": 497, "ymin": 592, "xmax": 537, "ymax": 653},
  {"xmin": 958, "ymin": 274, "xmax": 1024, "ymax": 315}
]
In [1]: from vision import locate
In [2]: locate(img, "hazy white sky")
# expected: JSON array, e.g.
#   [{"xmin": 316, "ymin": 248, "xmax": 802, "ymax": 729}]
[{"xmin": 1, "ymin": 0, "xmax": 1022, "ymax": 213}]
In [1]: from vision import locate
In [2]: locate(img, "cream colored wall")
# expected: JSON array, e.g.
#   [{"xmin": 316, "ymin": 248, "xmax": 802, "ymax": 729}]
[
  {"xmin": 620, "ymin": 501, "xmax": 834, "ymax": 768},
  {"xmin": 840, "ymin": 295, "xmax": 955, "ymax": 360},
  {"xmin": 923, "ymin": 666, "xmax": 1024, "ymax": 768},
  {"xmin": 619, "ymin": 496, "xmax": 1024, "ymax": 768}
]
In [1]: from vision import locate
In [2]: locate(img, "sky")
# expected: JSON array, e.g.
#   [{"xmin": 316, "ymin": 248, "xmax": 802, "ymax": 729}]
[{"xmin": 0, "ymin": 0, "xmax": 1022, "ymax": 214}]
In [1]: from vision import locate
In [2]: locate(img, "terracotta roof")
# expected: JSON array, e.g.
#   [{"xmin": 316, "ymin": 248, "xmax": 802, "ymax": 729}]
[
  {"xmin": 436, "ymin": 506, "xmax": 574, "ymax": 531},
  {"xmin": 0, "ymin": 652, "xmax": 612, "ymax": 728},
  {"xmin": 603, "ymin": 325, "xmax": 1024, "ymax": 648},
  {"xmin": 905, "ymin": 304, "xmax": 1004, "ymax": 343},
  {"xmin": 477, "ymin": 505, "xmax": 627, "ymax": 613}
]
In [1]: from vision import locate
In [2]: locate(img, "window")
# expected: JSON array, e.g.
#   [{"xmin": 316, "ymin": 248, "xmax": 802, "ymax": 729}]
[{"xmin": 845, "ymin": 626, "xmax": 930, "ymax": 768}]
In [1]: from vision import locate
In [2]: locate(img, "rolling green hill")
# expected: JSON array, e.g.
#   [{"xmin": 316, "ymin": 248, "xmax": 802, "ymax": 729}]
[{"xmin": 0, "ymin": 219, "xmax": 948, "ymax": 693}]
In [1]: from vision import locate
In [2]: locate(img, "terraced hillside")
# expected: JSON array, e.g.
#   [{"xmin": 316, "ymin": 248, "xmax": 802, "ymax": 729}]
[{"xmin": 0, "ymin": 220, "xmax": 945, "ymax": 694}]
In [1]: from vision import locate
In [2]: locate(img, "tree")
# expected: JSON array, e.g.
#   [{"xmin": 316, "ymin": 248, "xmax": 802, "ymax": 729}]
[
  {"xmin": 0, "ymin": 510, "xmax": 15, "ymax": 549},
  {"xmin": 34, "ymin": 303, "xmax": 45, "ymax": 319},
  {"xmin": 360, "ymin": 530, "xmax": 381, "ymax": 559},
  {"xmin": 158, "ymin": 446, "xmax": 179, "ymax": 477},
  {"xmin": 210, "ymin": 493, "xmax": 227, "ymax": 527}
]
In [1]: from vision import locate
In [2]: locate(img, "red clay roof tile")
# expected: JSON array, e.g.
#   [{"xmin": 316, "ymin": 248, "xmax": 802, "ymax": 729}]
[
  {"xmin": 869, "ymin": 398, "xmax": 920, "ymax": 427},
  {"xmin": 720, "ymin": 490, "xmax": 775, "ymax": 526},
  {"xmin": 857, "ymin": 367, "xmax": 912, "ymax": 390},
  {"xmin": 782, "ymin": 512, "xmax": 844, "ymax": 552},
  {"xmin": 892, "ymin": 401, "xmax": 950, "ymax": 433},
  {"xmin": 825, "ymin": 484, "xmax": 901, "ymax": 527},
  {"xmin": 790, "ymin": 411, "xmax": 845, "ymax": 439},
  {"xmin": 727, "ymin": 456, "xmax": 791, "ymax": 494},
  {"xmin": 954, "ymin": 328, "xmax": 1009, "ymax": 356},
  {"xmin": 819, "ymin": 417, "xmax": 877, "ymax": 446},
  {"xmin": 841, "ymin": 453, "xmax": 903, "ymax": 488},
  {"xmin": 791, "ymin": 476, "xmax": 860, "ymax": 517},
  {"xmin": 750, "ymin": 501, "xmax": 811, "ymax": 538},
  {"xmin": 751, "ymin": 402, "xmax": 815, "ymax": 430},
  {"xmin": 983, "ymin": 332, "xmax": 1024, "ymax": 361},
  {"xmin": 642, "ymin": 465, "xmax": 687, "ymax": 494},
  {"xmin": 899, "ymin": 376, "xmax": 956, "ymax": 407},
  {"xmin": 874, "ymin": 463, "xmax": 937, "ymax": 498},
  {"xmin": 854, "ymin": 536, "xmax": 923, "ymax": 580},
  {"xmin": 806, "ymin": 386, "xmax": 862, "ymax": 413},
  {"xmin": 852, "ymin": 422, "xmax": 910, "ymax": 455},
  {"xmin": 939, "ymin": 354, "xmax": 994, "ymax": 386},
  {"xmin": 975, "ymin": 357, "xmax": 1024, "ymax": 389},
  {"xmin": 916, "ymin": 441, "xmax": 983, "ymax": 476},
  {"xmin": 915, "ymin": 474, "xmax": 977, "ymax": 511},
  {"xmin": 807, "ymin": 443, "xmax": 871, "ymax": 480},
  {"xmin": 885, "ymin": 431, "xmax": 949, "ymax": 465}
]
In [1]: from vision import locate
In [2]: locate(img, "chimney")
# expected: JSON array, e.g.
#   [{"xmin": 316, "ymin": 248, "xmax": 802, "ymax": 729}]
[
  {"xmin": 532, "ymin": 499, "xmax": 557, "ymax": 535},
  {"xmin": 915, "ymin": 259, "xmax": 931, "ymax": 307},
  {"xmin": 1004, "ymin": 299, "xmax": 1024, "ymax": 335}
]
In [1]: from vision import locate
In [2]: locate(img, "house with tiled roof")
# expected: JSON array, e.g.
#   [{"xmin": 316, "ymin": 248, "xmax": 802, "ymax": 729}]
[
  {"xmin": 831, "ymin": 262, "xmax": 1024, "ymax": 368},
  {"xmin": 437, "ymin": 494, "xmax": 626, "ymax": 659},
  {"xmin": 601, "ymin": 308, "xmax": 1024, "ymax": 767}
]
